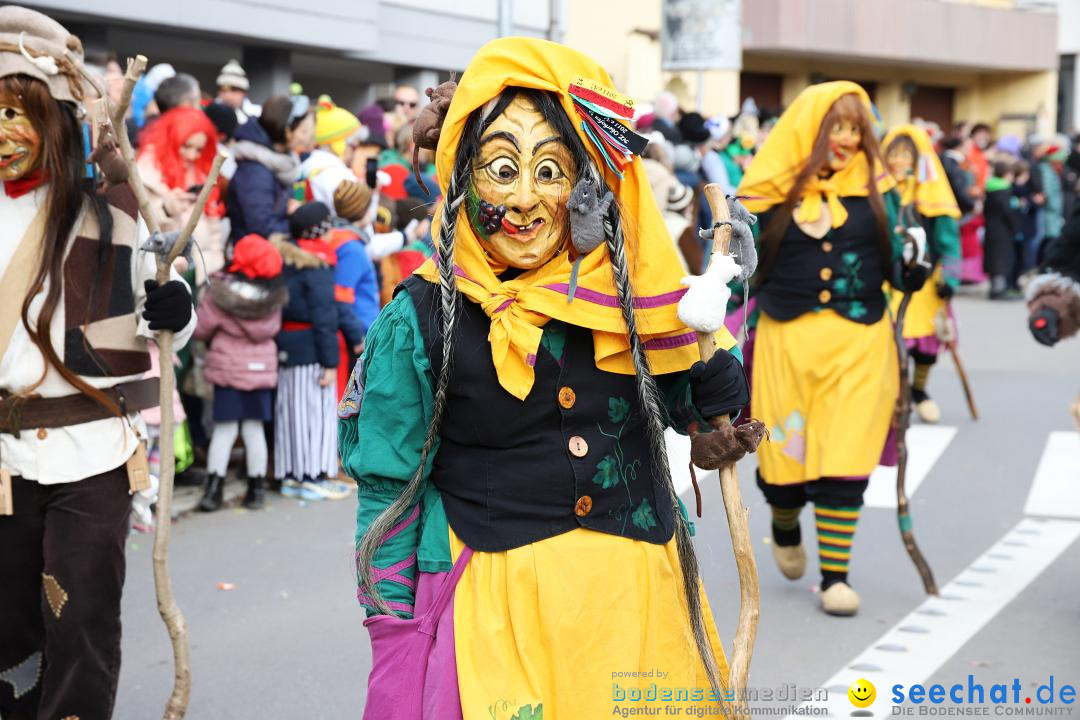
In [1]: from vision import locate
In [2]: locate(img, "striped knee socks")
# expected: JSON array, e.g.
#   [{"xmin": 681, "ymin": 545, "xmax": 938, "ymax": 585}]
[
  {"xmin": 771, "ymin": 505, "xmax": 803, "ymax": 546},
  {"xmin": 814, "ymin": 504, "xmax": 860, "ymax": 588},
  {"xmin": 913, "ymin": 362, "xmax": 931, "ymax": 393}
]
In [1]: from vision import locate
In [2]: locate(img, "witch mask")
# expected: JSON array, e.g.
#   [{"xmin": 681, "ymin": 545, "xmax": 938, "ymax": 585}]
[
  {"xmin": 0, "ymin": 93, "xmax": 41, "ymax": 181},
  {"xmin": 469, "ymin": 94, "xmax": 575, "ymax": 270}
]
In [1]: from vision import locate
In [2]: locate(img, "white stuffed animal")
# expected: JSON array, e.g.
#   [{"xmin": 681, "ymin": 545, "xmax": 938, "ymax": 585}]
[{"xmin": 678, "ymin": 254, "xmax": 742, "ymax": 333}]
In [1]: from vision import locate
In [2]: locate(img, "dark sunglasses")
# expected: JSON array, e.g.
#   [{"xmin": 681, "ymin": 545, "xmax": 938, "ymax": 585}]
[{"xmin": 396, "ymin": 99, "xmax": 418, "ymax": 108}]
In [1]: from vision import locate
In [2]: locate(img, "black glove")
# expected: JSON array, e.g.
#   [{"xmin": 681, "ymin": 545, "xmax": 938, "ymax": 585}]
[
  {"xmin": 936, "ymin": 282, "xmax": 955, "ymax": 300},
  {"xmin": 900, "ymin": 263, "xmax": 929, "ymax": 293},
  {"xmin": 1029, "ymin": 308, "xmax": 1060, "ymax": 347},
  {"xmin": 689, "ymin": 349, "xmax": 749, "ymax": 419},
  {"xmin": 143, "ymin": 279, "xmax": 193, "ymax": 332}
]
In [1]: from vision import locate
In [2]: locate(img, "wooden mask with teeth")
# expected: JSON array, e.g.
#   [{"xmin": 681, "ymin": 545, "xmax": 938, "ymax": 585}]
[{"xmin": 467, "ymin": 92, "xmax": 575, "ymax": 270}]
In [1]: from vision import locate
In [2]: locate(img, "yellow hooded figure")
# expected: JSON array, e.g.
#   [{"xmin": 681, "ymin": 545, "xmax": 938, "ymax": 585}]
[
  {"xmin": 737, "ymin": 81, "xmax": 920, "ymax": 618},
  {"xmin": 882, "ymin": 124, "xmax": 963, "ymax": 424},
  {"xmin": 342, "ymin": 37, "xmax": 754, "ymax": 719}
]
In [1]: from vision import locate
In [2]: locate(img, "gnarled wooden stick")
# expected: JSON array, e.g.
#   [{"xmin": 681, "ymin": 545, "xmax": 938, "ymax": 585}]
[
  {"xmin": 697, "ymin": 184, "xmax": 761, "ymax": 710},
  {"xmin": 104, "ymin": 54, "xmax": 223, "ymax": 720}
]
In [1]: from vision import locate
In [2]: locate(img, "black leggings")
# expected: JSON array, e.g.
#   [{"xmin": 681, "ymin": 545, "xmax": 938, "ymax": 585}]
[{"xmin": 756, "ymin": 470, "xmax": 869, "ymax": 509}]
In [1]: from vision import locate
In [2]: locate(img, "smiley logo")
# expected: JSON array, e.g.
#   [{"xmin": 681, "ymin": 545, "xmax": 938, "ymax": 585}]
[{"xmin": 848, "ymin": 678, "xmax": 876, "ymax": 708}]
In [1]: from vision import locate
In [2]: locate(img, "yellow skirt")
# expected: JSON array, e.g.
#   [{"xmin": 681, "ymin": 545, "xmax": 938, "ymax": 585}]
[
  {"xmin": 888, "ymin": 267, "xmax": 946, "ymax": 340},
  {"xmin": 450, "ymin": 526, "xmax": 729, "ymax": 719},
  {"xmin": 752, "ymin": 309, "xmax": 898, "ymax": 486}
]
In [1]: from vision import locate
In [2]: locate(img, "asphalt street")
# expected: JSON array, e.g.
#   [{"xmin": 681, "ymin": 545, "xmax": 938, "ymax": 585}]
[{"xmin": 115, "ymin": 291, "xmax": 1080, "ymax": 719}]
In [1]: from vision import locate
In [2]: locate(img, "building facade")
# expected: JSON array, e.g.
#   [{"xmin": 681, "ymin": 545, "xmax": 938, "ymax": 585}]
[{"xmin": 565, "ymin": 0, "xmax": 1061, "ymax": 137}]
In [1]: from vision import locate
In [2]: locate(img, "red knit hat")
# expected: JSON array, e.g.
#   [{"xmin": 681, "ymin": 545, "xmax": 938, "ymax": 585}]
[{"xmin": 229, "ymin": 234, "xmax": 283, "ymax": 279}]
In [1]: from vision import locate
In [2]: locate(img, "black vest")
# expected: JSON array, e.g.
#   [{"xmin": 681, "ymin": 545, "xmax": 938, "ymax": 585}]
[
  {"xmin": 757, "ymin": 197, "xmax": 891, "ymax": 325},
  {"xmin": 401, "ymin": 276, "xmax": 675, "ymax": 553}
]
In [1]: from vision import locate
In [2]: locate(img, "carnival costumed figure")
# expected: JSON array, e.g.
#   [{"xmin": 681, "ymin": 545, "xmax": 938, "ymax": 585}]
[
  {"xmin": 0, "ymin": 7, "xmax": 195, "ymax": 718},
  {"xmin": 883, "ymin": 125, "xmax": 962, "ymax": 424},
  {"xmin": 340, "ymin": 38, "xmax": 753, "ymax": 718},
  {"xmin": 738, "ymin": 82, "xmax": 927, "ymax": 617}
]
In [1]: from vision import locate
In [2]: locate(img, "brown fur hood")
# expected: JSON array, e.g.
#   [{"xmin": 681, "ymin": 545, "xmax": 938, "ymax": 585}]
[{"xmin": 268, "ymin": 233, "xmax": 329, "ymax": 270}]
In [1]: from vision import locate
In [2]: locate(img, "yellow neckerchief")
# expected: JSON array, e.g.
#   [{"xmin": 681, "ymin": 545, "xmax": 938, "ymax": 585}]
[
  {"xmin": 737, "ymin": 81, "xmax": 894, "ymax": 228},
  {"xmin": 416, "ymin": 37, "xmax": 733, "ymax": 400},
  {"xmin": 882, "ymin": 124, "xmax": 961, "ymax": 219}
]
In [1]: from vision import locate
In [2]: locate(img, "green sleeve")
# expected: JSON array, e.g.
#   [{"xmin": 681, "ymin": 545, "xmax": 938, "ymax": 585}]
[
  {"xmin": 339, "ymin": 291, "xmax": 450, "ymax": 619},
  {"xmin": 933, "ymin": 215, "xmax": 962, "ymax": 288}
]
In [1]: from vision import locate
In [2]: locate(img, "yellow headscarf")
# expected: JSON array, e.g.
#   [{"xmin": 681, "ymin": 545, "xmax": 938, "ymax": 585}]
[
  {"xmin": 737, "ymin": 81, "xmax": 894, "ymax": 228},
  {"xmin": 416, "ymin": 37, "xmax": 733, "ymax": 400},
  {"xmin": 881, "ymin": 124, "xmax": 961, "ymax": 219}
]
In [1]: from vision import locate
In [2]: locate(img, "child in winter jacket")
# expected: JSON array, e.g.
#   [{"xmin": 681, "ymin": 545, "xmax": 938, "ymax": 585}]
[
  {"xmin": 271, "ymin": 203, "xmax": 348, "ymax": 501},
  {"xmin": 193, "ymin": 234, "xmax": 288, "ymax": 510}
]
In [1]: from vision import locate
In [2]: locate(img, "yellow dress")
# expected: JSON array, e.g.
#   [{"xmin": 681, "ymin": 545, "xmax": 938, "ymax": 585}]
[
  {"xmin": 449, "ymin": 527, "xmax": 729, "ymax": 719},
  {"xmin": 888, "ymin": 266, "xmax": 947, "ymax": 340},
  {"xmin": 752, "ymin": 310, "xmax": 898, "ymax": 486}
]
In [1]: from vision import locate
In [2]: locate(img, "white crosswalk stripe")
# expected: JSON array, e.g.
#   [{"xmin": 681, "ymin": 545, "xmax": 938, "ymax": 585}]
[
  {"xmin": 865, "ymin": 425, "xmax": 958, "ymax": 509},
  {"xmin": 1023, "ymin": 431, "xmax": 1080, "ymax": 520}
]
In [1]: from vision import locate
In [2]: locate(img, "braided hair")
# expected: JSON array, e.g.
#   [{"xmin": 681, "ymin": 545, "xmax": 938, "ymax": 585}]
[{"xmin": 357, "ymin": 89, "xmax": 722, "ymax": 693}]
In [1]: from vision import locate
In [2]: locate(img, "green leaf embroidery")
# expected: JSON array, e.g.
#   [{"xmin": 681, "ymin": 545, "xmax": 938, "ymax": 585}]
[
  {"xmin": 608, "ymin": 397, "xmax": 631, "ymax": 424},
  {"xmin": 632, "ymin": 498, "xmax": 658, "ymax": 531},
  {"xmin": 833, "ymin": 277, "xmax": 849, "ymax": 295},
  {"xmin": 847, "ymin": 300, "xmax": 868, "ymax": 319},
  {"xmin": 511, "ymin": 704, "xmax": 543, "ymax": 720},
  {"xmin": 592, "ymin": 455, "xmax": 620, "ymax": 489}
]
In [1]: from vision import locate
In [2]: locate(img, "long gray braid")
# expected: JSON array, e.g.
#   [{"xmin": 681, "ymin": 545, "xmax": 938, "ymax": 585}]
[
  {"xmin": 355, "ymin": 117, "xmax": 476, "ymax": 616},
  {"xmin": 602, "ymin": 177, "xmax": 724, "ymax": 694}
]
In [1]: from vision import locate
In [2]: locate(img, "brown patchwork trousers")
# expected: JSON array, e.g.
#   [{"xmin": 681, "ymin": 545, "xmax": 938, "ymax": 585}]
[{"xmin": 0, "ymin": 466, "xmax": 131, "ymax": 720}]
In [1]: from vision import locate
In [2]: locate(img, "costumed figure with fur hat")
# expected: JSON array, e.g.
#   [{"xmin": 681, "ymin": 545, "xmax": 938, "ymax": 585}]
[
  {"xmin": 1027, "ymin": 200, "xmax": 1080, "ymax": 429},
  {"xmin": 340, "ymin": 38, "xmax": 755, "ymax": 718},
  {"xmin": 737, "ymin": 82, "xmax": 927, "ymax": 617},
  {"xmin": 882, "ymin": 124, "xmax": 963, "ymax": 424},
  {"xmin": 0, "ymin": 7, "xmax": 195, "ymax": 717}
]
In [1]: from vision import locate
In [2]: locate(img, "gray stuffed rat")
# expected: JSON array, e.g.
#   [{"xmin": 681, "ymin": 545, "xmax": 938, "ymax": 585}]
[
  {"xmin": 698, "ymin": 196, "xmax": 758, "ymax": 282},
  {"xmin": 565, "ymin": 176, "xmax": 614, "ymax": 302}
]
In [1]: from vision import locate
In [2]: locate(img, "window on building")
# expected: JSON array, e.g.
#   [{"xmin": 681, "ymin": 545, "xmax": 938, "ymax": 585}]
[{"xmin": 911, "ymin": 85, "xmax": 955, "ymax": 132}]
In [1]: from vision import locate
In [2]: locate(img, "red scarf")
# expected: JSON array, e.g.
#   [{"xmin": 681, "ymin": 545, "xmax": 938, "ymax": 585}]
[
  {"xmin": 297, "ymin": 237, "xmax": 338, "ymax": 266},
  {"xmin": 4, "ymin": 169, "xmax": 47, "ymax": 199}
]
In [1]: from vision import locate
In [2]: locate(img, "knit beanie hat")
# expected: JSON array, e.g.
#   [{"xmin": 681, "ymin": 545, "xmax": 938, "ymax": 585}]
[
  {"xmin": 216, "ymin": 59, "xmax": 249, "ymax": 91},
  {"xmin": 333, "ymin": 179, "xmax": 373, "ymax": 222},
  {"xmin": 315, "ymin": 96, "xmax": 361, "ymax": 159},
  {"xmin": 289, "ymin": 201, "xmax": 332, "ymax": 239},
  {"xmin": 229, "ymin": 234, "xmax": 283, "ymax": 279},
  {"xmin": 0, "ymin": 6, "xmax": 93, "ymax": 104},
  {"xmin": 357, "ymin": 104, "xmax": 388, "ymax": 150}
]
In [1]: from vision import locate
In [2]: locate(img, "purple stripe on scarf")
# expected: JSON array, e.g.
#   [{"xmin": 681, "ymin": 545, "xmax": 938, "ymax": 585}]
[
  {"xmin": 526, "ymin": 353, "xmax": 537, "ymax": 367},
  {"xmin": 495, "ymin": 299, "xmax": 513, "ymax": 313},
  {"xmin": 356, "ymin": 591, "xmax": 414, "ymax": 614},
  {"xmin": 543, "ymin": 283, "xmax": 687, "ymax": 309},
  {"xmin": 643, "ymin": 331, "xmax": 698, "ymax": 351}
]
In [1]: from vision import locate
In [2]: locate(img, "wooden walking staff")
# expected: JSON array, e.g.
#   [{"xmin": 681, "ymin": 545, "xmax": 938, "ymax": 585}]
[
  {"xmin": 892, "ymin": 234, "xmax": 939, "ymax": 597},
  {"xmin": 103, "ymin": 55, "xmax": 224, "ymax": 720},
  {"xmin": 679, "ymin": 183, "xmax": 763, "ymax": 706}
]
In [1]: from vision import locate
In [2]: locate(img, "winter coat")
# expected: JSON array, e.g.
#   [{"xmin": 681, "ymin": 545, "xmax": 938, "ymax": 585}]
[
  {"xmin": 983, "ymin": 178, "xmax": 1019, "ymax": 278},
  {"xmin": 940, "ymin": 149, "xmax": 976, "ymax": 215},
  {"xmin": 194, "ymin": 272, "xmax": 288, "ymax": 390},
  {"xmin": 328, "ymin": 227, "xmax": 380, "ymax": 336},
  {"xmin": 271, "ymin": 237, "xmax": 340, "ymax": 369},
  {"xmin": 1036, "ymin": 159, "xmax": 1065, "ymax": 240},
  {"xmin": 226, "ymin": 120, "xmax": 299, "ymax": 243}
]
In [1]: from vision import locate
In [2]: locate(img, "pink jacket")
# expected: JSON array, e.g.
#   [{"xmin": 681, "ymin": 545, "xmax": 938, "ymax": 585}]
[{"xmin": 193, "ymin": 274, "xmax": 288, "ymax": 391}]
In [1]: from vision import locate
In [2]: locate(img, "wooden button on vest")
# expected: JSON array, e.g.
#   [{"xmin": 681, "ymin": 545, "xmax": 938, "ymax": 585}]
[
  {"xmin": 818, "ymin": 289, "xmax": 832, "ymax": 304},
  {"xmin": 574, "ymin": 495, "xmax": 593, "ymax": 517},
  {"xmin": 36, "ymin": 427, "xmax": 47, "ymax": 440},
  {"xmin": 558, "ymin": 386, "xmax": 576, "ymax": 409},
  {"xmin": 822, "ymin": 241, "xmax": 833, "ymax": 253},
  {"xmin": 568, "ymin": 435, "xmax": 589, "ymax": 457},
  {"xmin": 819, "ymin": 267, "xmax": 833, "ymax": 281}
]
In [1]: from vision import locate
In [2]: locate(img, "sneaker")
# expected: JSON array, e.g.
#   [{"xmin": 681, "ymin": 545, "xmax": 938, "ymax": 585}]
[
  {"xmin": 296, "ymin": 483, "xmax": 329, "ymax": 501},
  {"xmin": 280, "ymin": 478, "xmax": 302, "ymax": 498},
  {"xmin": 322, "ymin": 477, "xmax": 355, "ymax": 495},
  {"xmin": 303, "ymin": 479, "xmax": 350, "ymax": 501}
]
